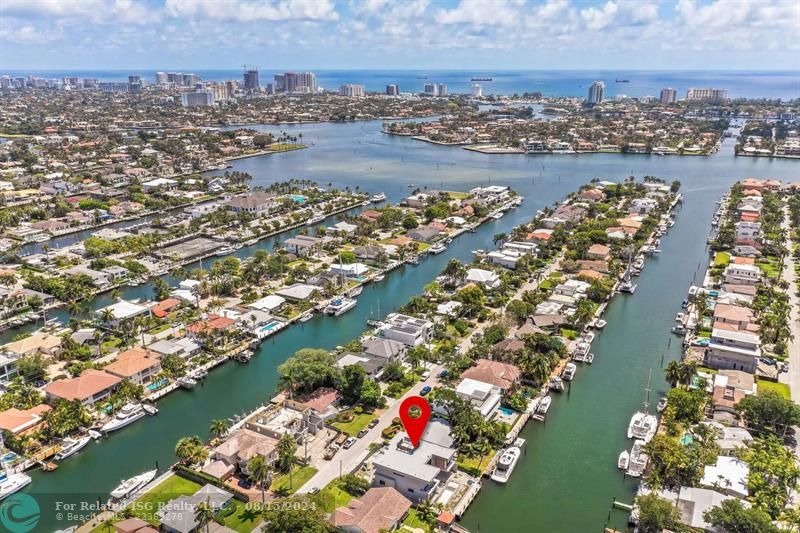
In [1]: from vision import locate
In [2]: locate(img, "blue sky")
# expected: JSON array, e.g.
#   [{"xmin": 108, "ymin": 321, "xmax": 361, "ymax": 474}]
[{"xmin": 0, "ymin": 0, "xmax": 798, "ymax": 70}]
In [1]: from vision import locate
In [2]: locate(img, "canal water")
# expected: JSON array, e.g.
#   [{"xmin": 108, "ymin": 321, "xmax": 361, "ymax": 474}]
[{"xmin": 22, "ymin": 119, "xmax": 798, "ymax": 532}]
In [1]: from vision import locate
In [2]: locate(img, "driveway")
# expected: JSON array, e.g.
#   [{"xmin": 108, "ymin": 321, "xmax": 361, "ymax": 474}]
[{"xmin": 297, "ymin": 364, "xmax": 443, "ymax": 493}]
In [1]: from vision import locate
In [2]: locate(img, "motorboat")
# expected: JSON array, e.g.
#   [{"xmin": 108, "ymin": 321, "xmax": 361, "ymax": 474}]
[
  {"xmin": 347, "ymin": 286, "xmax": 363, "ymax": 297},
  {"xmin": 55, "ymin": 436, "xmax": 92, "ymax": 461},
  {"xmin": 178, "ymin": 376, "xmax": 198, "ymax": 389},
  {"xmin": 675, "ymin": 312, "xmax": 685, "ymax": 322},
  {"xmin": 306, "ymin": 214, "xmax": 325, "ymax": 226},
  {"xmin": 215, "ymin": 246, "xmax": 234, "ymax": 256},
  {"xmin": 626, "ymin": 440, "xmax": 649, "ymax": 477},
  {"xmin": 490, "ymin": 212, "xmax": 504, "ymax": 220},
  {"xmin": 536, "ymin": 396, "xmax": 552, "ymax": 415},
  {"xmin": 490, "ymin": 446, "xmax": 521, "ymax": 483},
  {"xmin": 429, "ymin": 242, "xmax": 447, "ymax": 254},
  {"xmin": 298, "ymin": 311, "xmax": 314, "ymax": 323},
  {"xmin": 618, "ymin": 280, "xmax": 637, "ymax": 294},
  {"xmin": 373, "ymin": 273, "xmax": 385, "ymax": 282},
  {"xmin": 0, "ymin": 472, "xmax": 32, "ymax": 500},
  {"xmin": 585, "ymin": 353, "xmax": 595, "ymax": 364},
  {"xmin": 110, "ymin": 469, "xmax": 157, "ymax": 501},
  {"xmin": 102, "ymin": 404, "xmax": 146, "ymax": 433},
  {"xmin": 592, "ymin": 319, "xmax": 607, "ymax": 329},
  {"xmin": 671, "ymin": 324, "xmax": 686, "ymax": 335},
  {"xmin": 617, "ymin": 450, "xmax": 630, "ymax": 470},
  {"xmin": 142, "ymin": 404, "xmax": 159, "ymax": 416},
  {"xmin": 407, "ymin": 255, "xmax": 420, "ymax": 265},
  {"xmin": 370, "ymin": 192, "xmax": 387, "ymax": 203},
  {"xmin": 88, "ymin": 429, "xmax": 103, "ymax": 440},
  {"xmin": 325, "ymin": 297, "xmax": 357, "ymax": 316},
  {"xmin": 549, "ymin": 376, "xmax": 564, "ymax": 392},
  {"xmin": 561, "ymin": 363, "xmax": 577, "ymax": 381},
  {"xmin": 233, "ymin": 351, "xmax": 252, "ymax": 363},
  {"xmin": 657, "ymin": 398, "xmax": 668, "ymax": 413},
  {"xmin": 627, "ymin": 411, "xmax": 658, "ymax": 443},
  {"xmin": 191, "ymin": 368, "xmax": 208, "ymax": 380}
]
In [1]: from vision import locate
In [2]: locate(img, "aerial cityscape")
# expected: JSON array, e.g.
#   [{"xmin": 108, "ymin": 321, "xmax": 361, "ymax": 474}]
[{"xmin": 0, "ymin": 1, "xmax": 798, "ymax": 533}]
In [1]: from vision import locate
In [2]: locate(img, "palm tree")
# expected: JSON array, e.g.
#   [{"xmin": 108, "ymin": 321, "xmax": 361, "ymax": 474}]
[
  {"xmin": 209, "ymin": 419, "xmax": 229, "ymax": 440},
  {"xmin": 175, "ymin": 435, "xmax": 205, "ymax": 464},
  {"xmin": 493, "ymin": 233, "xmax": 507, "ymax": 246},
  {"xmin": 247, "ymin": 455, "xmax": 272, "ymax": 503},
  {"xmin": 194, "ymin": 498, "xmax": 215, "ymax": 533},
  {"xmin": 664, "ymin": 360, "xmax": 683, "ymax": 388}
]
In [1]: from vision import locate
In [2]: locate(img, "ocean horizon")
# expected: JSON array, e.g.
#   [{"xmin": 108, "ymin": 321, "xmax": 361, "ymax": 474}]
[{"xmin": 2, "ymin": 69, "xmax": 798, "ymax": 99}]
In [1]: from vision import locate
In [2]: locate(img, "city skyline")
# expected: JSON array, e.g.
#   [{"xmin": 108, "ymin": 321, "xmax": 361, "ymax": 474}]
[{"xmin": 1, "ymin": 0, "xmax": 798, "ymax": 71}]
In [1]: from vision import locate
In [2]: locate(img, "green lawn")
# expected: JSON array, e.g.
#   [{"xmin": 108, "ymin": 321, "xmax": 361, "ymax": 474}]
[
  {"xmin": 756, "ymin": 259, "xmax": 781, "ymax": 279},
  {"xmin": 270, "ymin": 465, "xmax": 318, "ymax": 494},
  {"xmin": 331, "ymin": 411, "xmax": 377, "ymax": 436},
  {"xmin": 315, "ymin": 481, "xmax": 354, "ymax": 513},
  {"xmin": 713, "ymin": 252, "xmax": 731, "ymax": 266},
  {"xmin": 758, "ymin": 380, "xmax": 791, "ymax": 399},
  {"xmin": 402, "ymin": 509, "xmax": 433, "ymax": 531},
  {"xmin": 130, "ymin": 475, "xmax": 201, "ymax": 525},
  {"xmin": 220, "ymin": 498, "xmax": 263, "ymax": 533},
  {"xmin": 446, "ymin": 191, "xmax": 470, "ymax": 200},
  {"xmin": 457, "ymin": 451, "xmax": 495, "ymax": 477}
]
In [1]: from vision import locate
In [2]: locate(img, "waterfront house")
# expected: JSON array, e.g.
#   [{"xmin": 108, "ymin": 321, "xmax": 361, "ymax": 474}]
[
  {"xmin": 700, "ymin": 456, "xmax": 749, "ymax": 499},
  {"xmin": 285, "ymin": 387, "xmax": 340, "ymax": 433},
  {"xmin": 329, "ymin": 221, "xmax": 358, "ymax": 235},
  {"xmin": 405, "ymin": 193, "xmax": 431, "ymax": 209},
  {"xmin": 104, "ymin": 348, "xmax": 162, "ymax": 386},
  {"xmin": 380, "ymin": 313, "xmax": 434, "ymax": 347},
  {"xmin": 578, "ymin": 189, "xmax": 604, "ymax": 202},
  {"xmin": 97, "ymin": 300, "xmax": 151, "ymax": 326},
  {"xmin": 734, "ymin": 221, "xmax": 761, "ymax": 240},
  {"xmin": 330, "ymin": 262, "xmax": 371, "ymax": 278},
  {"xmin": 65, "ymin": 266, "xmax": 111, "ymax": 288},
  {"xmin": 487, "ymin": 250, "xmax": 521, "ymax": 270},
  {"xmin": 363, "ymin": 338, "xmax": 407, "ymax": 364},
  {"xmin": 336, "ymin": 352, "xmax": 386, "ymax": 379},
  {"xmin": 371, "ymin": 419, "xmax": 458, "ymax": 503},
  {"xmin": 248, "ymin": 294, "xmax": 286, "ymax": 313},
  {"xmin": 147, "ymin": 338, "xmax": 200, "ymax": 360},
  {"xmin": 723, "ymin": 263, "xmax": 761, "ymax": 286},
  {"xmin": 275, "ymin": 283, "xmax": 319, "ymax": 302},
  {"xmin": 466, "ymin": 268, "xmax": 501, "ymax": 290},
  {"xmin": 2, "ymin": 332, "xmax": 63, "ymax": 359},
  {"xmin": 436, "ymin": 301, "xmax": 463, "ymax": 318},
  {"xmin": 213, "ymin": 428, "xmax": 279, "ymax": 471},
  {"xmin": 331, "ymin": 487, "xmax": 412, "ymax": 533},
  {"xmin": 553, "ymin": 279, "xmax": 590, "ymax": 299},
  {"xmin": 705, "ymin": 328, "xmax": 760, "ymax": 373},
  {"xmin": 407, "ymin": 226, "xmax": 441, "ymax": 243},
  {"xmin": 460, "ymin": 359, "xmax": 521, "ymax": 393},
  {"xmin": 525, "ymin": 229, "xmax": 553, "ymax": 245},
  {"xmin": 354, "ymin": 245, "xmax": 387, "ymax": 264},
  {"xmin": 586, "ymin": 244, "xmax": 611, "ymax": 261},
  {"xmin": 284, "ymin": 235, "xmax": 321, "ymax": 257},
  {"xmin": 712, "ymin": 304, "xmax": 758, "ymax": 333},
  {"xmin": 454, "ymin": 378, "xmax": 502, "ymax": 418},
  {"xmin": 44, "ymin": 369, "xmax": 122, "ymax": 406},
  {"xmin": 0, "ymin": 404, "xmax": 51, "ymax": 436},
  {"xmin": 141, "ymin": 177, "xmax": 177, "ymax": 192},
  {"xmin": 226, "ymin": 191, "xmax": 277, "ymax": 217},
  {"xmin": 158, "ymin": 484, "xmax": 233, "ymax": 533},
  {"xmin": 628, "ymin": 198, "xmax": 658, "ymax": 215},
  {"xmin": 150, "ymin": 298, "xmax": 181, "ymax": 318}
]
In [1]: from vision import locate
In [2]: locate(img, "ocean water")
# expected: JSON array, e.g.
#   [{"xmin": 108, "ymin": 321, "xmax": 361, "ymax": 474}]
[{"xmin": 4, "ymin": 69, "xmax": 799, "ymax": 99}]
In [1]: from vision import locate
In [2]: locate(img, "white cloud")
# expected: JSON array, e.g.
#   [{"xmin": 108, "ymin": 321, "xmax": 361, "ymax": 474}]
[
  {"xmin": 580, "ymin": 1, "xmax": 618, "ymax": 30},
  {"xmin": 435, "ymin": 0, "xmax": 520, "ymax": 26},
  {"xmin": 164, "ymin": 0, "xmax": 339, "ymax": 22}
]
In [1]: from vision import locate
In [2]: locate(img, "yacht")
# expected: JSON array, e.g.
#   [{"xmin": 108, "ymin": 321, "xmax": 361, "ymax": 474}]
[
  {"xmin": 373, "ymin": 273, "xmax": 385, "ymax": 282},
  {"xmin": 430, "ymin": 242, "xmax": 447, "ymax": 254},
  {"xmin": 627, "ymin": 372, "xmax": 657, "ymax": 443},
  {"xmin": 191, "ymin": 368, "xmax": 208, "ymax": 380},
  {"xmin": 675, "ymin": 312, "xmax": 685, "ymax": 322},
  {"xmin": 585, "ymin": 352, "xmax": 595, "ymax": 364},
  {"xmin": 593, "ymin": 319, "xmax": 607, "ymax": 329},
  {"xmin": 657, "ymin": 397, "xmax": 668, "ymax": 413},
  {"xmin": 490, "ymin": 212, "xmax": 504, "ymax": 220},
  {"xmin": 55, "ymin": 436, "xmax": 92, "ymax": 461},
  {"xmin": 549, "ymin": 376, "xmax": 564, "ymax": 392},
  {"xmin": 306, "ymin": 214, "xmax": 326, "ymax": 226},
  {"xmin": 0, "ymin": 472, "xmax": 32, "ymax": 500},
  {"xmin": 88, "ymin": 429, "xmax": 103, "ymax": 440},
  {"xmin": 142, "ymin": 404, "xmax": 159, "ymax": 416},
  {"xmin": 110, "ymin": 469, "xmax": 157, "ymax": 500},
  {"xmin": 347, "ymin": 286, "xmax": 363, "ymax": 297},
  {"xmin": 102, "ymin": 404, "xmax": 146, "ymax": 433},
  {"xmin": 325, "ymin": 297, "xmax": 357, "ymax": 316},
  {"xmin": 490, "ymin": 446, "xmax": 521, "ymax": 483},
  {"xmin": 298, "ymin": 311, "xmax": 314, "ymax": 323},
  {"xmin": 536, "ymin": 396, "xmax": 552, "ymax": 415},
  {"xmin": 178, "ymin": 376, "xmax": 197, "ymax": 389},
  {"xmin": 215, "ymin": 246, "xmax": 234, "ymax": 256},
  {"xmin": 561, "ymin": 363, "xmax": 577, "ymax": 381},
  {"xmin": 618, "ymin": 280, "xmax": 637, "ymax": 294},
  {"xmin": 617, "ymin": 450, "xmax": 630, "ymax": 470},
  {"xmin": 370, "ymin": 192, "xmax": 387, "ymax": 203},
  {"xmin": 407, "ymin": 255, "xmax": 420, "ymax": 265},
  {"xmin": 671, "ymin": 324, "xmax": 686, "ymax": 335},
  {"xmin": 233, "ymin": 351, "xmax": 252, "ymax": 363},
  {"xmin": 626, "ymin": 440, "xmax": 649, "ymax": 477}
]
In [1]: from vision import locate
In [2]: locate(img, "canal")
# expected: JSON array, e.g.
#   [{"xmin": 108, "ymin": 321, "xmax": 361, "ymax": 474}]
[{"xmin": 22, "ymin": 119, "xmax": 798, "ymax": 532}]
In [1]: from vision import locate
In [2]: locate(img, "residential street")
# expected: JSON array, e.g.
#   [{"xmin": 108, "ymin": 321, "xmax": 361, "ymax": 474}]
[
  {"xmin": 779, "ymin": 206, "xmax": 800, "ymax": 404},
  {"xmin": 297, "ymin": 364, "xmax": 443, "ymax": 494}
]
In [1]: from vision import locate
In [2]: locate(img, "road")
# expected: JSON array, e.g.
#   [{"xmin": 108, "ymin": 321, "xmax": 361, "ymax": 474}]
[
  {"xmin": 779, "ymin": 206, "xmax": 800, "ymax": 403},
  {"xmin": 297, "ymin": 364, "xmax": 443, "ymax": 493}
]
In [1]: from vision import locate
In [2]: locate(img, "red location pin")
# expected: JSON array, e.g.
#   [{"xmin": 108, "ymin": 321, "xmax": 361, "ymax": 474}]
[{"xmin": 399, "ymin": 396, "xmax": 431, "ymax": 448}]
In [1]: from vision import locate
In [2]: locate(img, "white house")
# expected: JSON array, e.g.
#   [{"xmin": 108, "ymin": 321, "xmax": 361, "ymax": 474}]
[
  {"xmin": 455, "ymin": 378, "xmax": 502, "ymax": 418},
  {"xmin": 466, "ymin": 268, "xmax": 501, "ymax": 289},
  {"xmin": 734, "ymin": 221, "xmax": 761, "ymax": 240},
  {"xmin": 706, "ymin": 328, "xmax": 760, "ymax": 373},
  {"xmin": 381, "ymin": 313, "xmax": 434, "ymax": 347},
  {"xmin": 723, "ymin": 264, "xmax": 761, "ymax": 286}
]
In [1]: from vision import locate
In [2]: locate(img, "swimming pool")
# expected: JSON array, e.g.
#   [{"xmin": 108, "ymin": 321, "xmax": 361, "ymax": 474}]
[
  {"xmin": 147, "ymin": 378, "xmax": 168, "ymax": 391},
  {"xmin": 680, "ymin": 433, "xmax": 694, "ymax": 446},
  {"xmin": 291, "ymin": 195, "xmax": 307, "ymax": 203},
  {"xmin": 498, "ymin": 406, "xmax": 516, "ymax": 416},
  {"xmin": 259, "ymin": 321, "xmax": 282, "ymax": 333}
]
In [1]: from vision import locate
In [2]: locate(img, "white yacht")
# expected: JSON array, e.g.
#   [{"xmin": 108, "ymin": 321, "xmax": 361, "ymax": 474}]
[
  {"xmin": 626, "ymin": 440, "xmax": 649, "ymax": 477},
  {"xmin": 373, "ymin": 273, "xmax": 385, "ymax": 282},
  {"xmin": 536, "ymin": 396, "xmax": 552, "ymax": 415},
  {"xmin": 55, "ymin": 436, "xmax": 92, "ymax": 460},
  {"xmin": 102, "ymin": 404, "xmax": 146, "ymax": 433},
  {"xmin": 142, "ymin": 404, "xmax": 159, "ymax": 416},
  {"xmin": 490, "ymin": 212, "xmax": 504, "ymax": 220},
  {"xmin": 627, "ymin": 370, "xmax": 657, "ymax": 443},
  {"xmin": 88, "ymin": 429, "xmax": 103, "ymax": 440},
  {"xmin": 549, "ymin": 376, "xmax": 564, "ymax": 392},
  {"xmin": 617, "ymin": 450, "xmax": 630, "ymax": 470},
  {"xmin": 0, "ymin": 472, "xmax": 32, "ymax": 500},
  {"xmin": 657, "ymin": 397, "xmax": 668, "ymax": 413},
  {"xmin": 325, "ymin": 297, "xmax": 357, "ymax": 316},
  {"xmin": 370, "ymin": 192, "xmax": 387, "ymax": 203},
  {"xmin": 306, "ymin": 214, "xmax": 326, "ymax": 226},
  {"xmin": 178, "ymin": 376, "xmax": 197, "ymax": 389},
  {"xmin": 347, "ymin": 286, "xmax": 363, "ymax": 297},
  {"xmin": 298, "ymin": 311, "xmax": 314, "ymax": 322},
  {"xmin": 561, "ymin": 363, "xmax": 577, "ymax": 381},
  {"xmin": 490, "ymin": 446, "xmax": 521, "ymax": 483},
  {"xmin": 592, "ymin": 319, "xmax": 607, "ymax": 329},
  {"xmin": 110, "ymin": 469, "xmax": 157, "ymax": 500},
  {"xmin": 429, "ymin": 242, "xmax": 447, "ymax": 254}
]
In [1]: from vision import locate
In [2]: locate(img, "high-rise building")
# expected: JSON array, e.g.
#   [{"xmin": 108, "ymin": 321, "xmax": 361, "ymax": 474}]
[
  {"xmin": 83, "ymin": 78, "xmax": 98, "ymax": 89},
  {"xmin": 181, "ymin": 90, "xmax": 215, "ymax": 107},
  {"xmin": 62, "ymin": 77, "xmax": 79, "ymax": 88},
  {"xmin": 243, "ymin": 69, "xmax": 260, "ymax": 91},
  {"xmin": 99, "ymin": 82, "xmax": 130, "ymax": 93},
  {"xmin": 128, "ymin": 75, "xmax": 143, "ymax": 93},
  {"xmin": 339, "ymin": 84, "xmax": 365, "ymax": 97},
  {"xmin": 155, "ymin": 72, "xmax": 168, "ymax": 85},
  {"xmin": 207, "ymin": 82, "xmax": 230, "ymax": 102},
  {"xmin": 660, "ymin": 87, "xmax": 677, "ymax": 105},
  {"xmin": 686, "ymin": 88, "xmax": 728, "ymax": 103},
  {"xmin": 274, "ymin": 72, "xmax": 317, "ymax": 93},
  {"xmin": 423, "ymin": 83, "xmax": 438, "ymax": 96},
  {"xmin": 471, "ymin": 84, "xmax": 482, "ymax": 97},
  {"xmin": 386, "ymin": 84, "xmax": 399, "ymax": 96},
  {"xmin": 437, "ymin": 84, "xmax": 448, "ymax": 97},
  {"xmin": 587, "ymin": 81, "xmax": 605, "ymax": 105}
]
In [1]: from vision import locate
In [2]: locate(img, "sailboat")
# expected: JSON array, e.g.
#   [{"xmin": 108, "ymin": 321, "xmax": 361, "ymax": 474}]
[
  {"xmin": 618, "ymin": 246, "xmax": 638, "ymax": 294},
  {"xmin": 627, "ymin": 370, "xmax": 658, "ymax": 443}
]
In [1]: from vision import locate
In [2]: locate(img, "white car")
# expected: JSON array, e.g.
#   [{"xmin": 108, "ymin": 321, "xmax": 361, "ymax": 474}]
[
  {"xmin": 343, "ymin": 437, "xmax": 357, "ymax": 449},
  {"xmin": 421, "ymin": 370, "xmax": 431, "ymax": 380}
]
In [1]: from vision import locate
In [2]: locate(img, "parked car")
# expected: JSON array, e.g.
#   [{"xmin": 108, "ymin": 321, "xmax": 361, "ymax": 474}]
[
  {"xmin": 421, "ymin": 370, "xmax": 431, "ymax": 380},
  {"xmin": 357, "ymin": 429, "xmax": 369, "ymax": 438},
  {"xmin": 439, "ymin": 369, "xmax": 449, "ymax": 378},
  {"xmin": 324, "ymin": 444, "xmax": 340, "ymax": 460},
  {"xmin": 420, "ymin": 386, "xmax": 432, "ymax": 396},
  {"xmin": 343, "ymin": 437, "xmax": 357, "ymax": 449},
  {"xmin": 368, "ymin": 418, "xmax": 380, "ymax": 428},
  {"xmin": 237, "ymin": 478, "xmax": 252, "ymax": 489}
]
